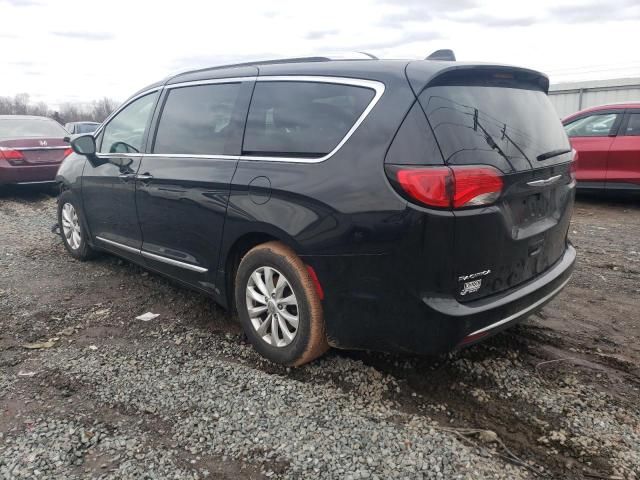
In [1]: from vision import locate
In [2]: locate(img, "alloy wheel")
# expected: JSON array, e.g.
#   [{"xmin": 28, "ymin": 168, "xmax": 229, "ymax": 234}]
[
  {"xmin": 246, "ymin": 266, "xmax": 299, "ymax": 347},
  {"xmin": 61, "ymin": 203, "xmax": 81, "ymax": 250}
]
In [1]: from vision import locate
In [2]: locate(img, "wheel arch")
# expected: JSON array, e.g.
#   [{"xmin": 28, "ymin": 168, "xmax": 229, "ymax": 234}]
[
  {"xmin": 221, "ymin": 229, "xmax": 298, "ymax": 311},
  {"xmin": 55, "ymin": 154, "xmax": 86, "ymax": 192}
]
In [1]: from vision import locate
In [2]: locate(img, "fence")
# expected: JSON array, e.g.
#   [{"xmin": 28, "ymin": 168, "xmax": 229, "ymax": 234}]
[{"xmin": 548, "ymin": 77, "xmax": 640, "ymax": 118}]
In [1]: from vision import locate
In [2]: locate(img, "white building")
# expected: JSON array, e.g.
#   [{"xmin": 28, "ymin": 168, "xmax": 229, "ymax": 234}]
[{"xmin": 548, "ymin": 77, "xmax": 640, "ymax": 118}]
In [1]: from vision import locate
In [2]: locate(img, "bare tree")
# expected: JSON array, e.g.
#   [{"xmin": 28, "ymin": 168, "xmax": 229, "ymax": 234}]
[
  {"xmin": 92, "ymin": 97, "xmax": 118, "ymax": 122},
  {"xmin": 0, "ymin": 93, "xmax": 118, "ymax": 124},
  {"xmin": 0, "ymin": 97, "xmax": 12, "ymax": 115},
  {"xmin": 59, "ymin": 103, "xmax": 81, "ymax": 123},
  {"xmin": 31, "ymin": 101, "xmax": 50, "ymax": 117},
  {"xmin": 12, "ymin": 93, "xmax": 30, "ymax": 115}
]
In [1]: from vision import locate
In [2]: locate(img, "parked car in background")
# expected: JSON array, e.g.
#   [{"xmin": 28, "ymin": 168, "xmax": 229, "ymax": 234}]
[
  {"xmin": 563, "ymin": 102, "xmax": 640, "ymax": 192},
  {"xmin": 57, "ymin": 55, "xmax": 576, "ymax": 365},
  {"xmin": 65, "ymin": 121, "xmax": 100, "ymax": 134},
  {"xmin": 0, "ymin": 115, "xmax": 71, "ymax": 185}
]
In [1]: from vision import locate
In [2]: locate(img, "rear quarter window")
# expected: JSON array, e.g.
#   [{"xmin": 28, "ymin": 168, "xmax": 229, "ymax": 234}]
[{"xmin": 242, "ymin": 81, "xmax": 375, "ymax": 158}]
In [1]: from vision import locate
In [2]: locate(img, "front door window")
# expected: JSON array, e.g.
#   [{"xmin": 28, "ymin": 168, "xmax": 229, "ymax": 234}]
[
  {"xmin": 564, "ymin": 113, "xmax": 619, "ymax": 137},
  {"xmin": 100, "ymin": 92, "xmax": 158, "ymax": 154}
]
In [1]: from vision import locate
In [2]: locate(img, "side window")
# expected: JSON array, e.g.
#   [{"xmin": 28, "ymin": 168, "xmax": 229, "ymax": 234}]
[
  {"xmin": 153, "ymin": 83, "xmax": 242, "ymax": 155},
  {"xmin": 243, "ymin": 81, "xmax": 375, "ymax": 158},
  {"xmin": 100, "ymin": 92, "xmax": 158, "ymax": 154},
  {"xmin": 564, "ymin": 113, "xmax": 619, "ymax": 138},
  {"xmin": 623, "ymin": 113, "xmax": 640, "ymax": 136}
]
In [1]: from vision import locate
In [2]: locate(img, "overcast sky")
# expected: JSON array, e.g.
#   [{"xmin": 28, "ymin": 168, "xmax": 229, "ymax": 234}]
[{"xmin": 1, "ymin": 0, "xmax": 640, "ymax": 107}]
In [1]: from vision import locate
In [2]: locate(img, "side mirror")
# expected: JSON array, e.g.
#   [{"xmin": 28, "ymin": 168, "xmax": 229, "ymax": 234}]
[{"xmin": 70, "ymin": 134, "xmax": 96, "ymax": 156}]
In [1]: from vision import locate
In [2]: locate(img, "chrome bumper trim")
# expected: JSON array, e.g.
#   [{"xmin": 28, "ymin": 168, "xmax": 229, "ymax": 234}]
[{"xmin": 466, "ymin": 275, "xmax": 572, "ymax": 337}]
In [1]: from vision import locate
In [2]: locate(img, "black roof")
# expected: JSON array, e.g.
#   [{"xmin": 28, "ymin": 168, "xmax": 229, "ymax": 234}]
[{"xmin": 125, "ymin": 57, "xmax": 549, "ymax": 104}]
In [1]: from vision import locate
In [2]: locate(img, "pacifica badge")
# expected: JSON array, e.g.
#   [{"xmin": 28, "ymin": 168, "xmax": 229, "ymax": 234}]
[{"xmin": 458, "ymin": 270, "xmax": 491, "ymax": 296}]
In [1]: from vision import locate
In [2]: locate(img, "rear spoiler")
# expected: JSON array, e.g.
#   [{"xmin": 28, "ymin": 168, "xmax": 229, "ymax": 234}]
[{"xmin": 406, "ymin": 62, "xmax": 550, "ymax": 96}]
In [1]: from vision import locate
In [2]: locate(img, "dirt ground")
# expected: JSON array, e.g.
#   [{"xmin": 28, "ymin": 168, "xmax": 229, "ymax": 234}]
[{"xmin": 0, "ymin": 186, "xmax": 639, "ymax": 479}]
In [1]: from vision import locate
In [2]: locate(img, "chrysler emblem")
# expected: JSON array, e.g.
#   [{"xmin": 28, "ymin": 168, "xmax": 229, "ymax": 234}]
[{"xmin": 39, "ymin": 140, "xmax": 48, "ymax": 146}]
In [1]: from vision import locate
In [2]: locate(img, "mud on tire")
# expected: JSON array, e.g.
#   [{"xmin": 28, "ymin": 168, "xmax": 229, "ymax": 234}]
[{"xmin": 235, "ymin": 241, "xmax": 328, "ymax": 366}]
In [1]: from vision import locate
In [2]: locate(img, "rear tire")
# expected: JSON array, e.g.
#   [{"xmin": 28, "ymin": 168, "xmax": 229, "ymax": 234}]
[
  {"xmin": 235, "ymin": 241, "xmax": 328, "ymax": 366},
  {"xmin": 57, "ymin": 190, "xmax": 95, "ymax": 261}
]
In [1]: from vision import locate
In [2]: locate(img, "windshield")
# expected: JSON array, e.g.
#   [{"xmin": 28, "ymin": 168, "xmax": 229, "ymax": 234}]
[
  {"xmin": 76, "ymin": 123, "xmax": 99, "ymax": 134},
  {"xmin": 420, "ymin": 85, "xmax": 570, "ymax": 172},
  {"xmin": 0, "ymin": 117, "xmax": 68, "ymax": 139}
]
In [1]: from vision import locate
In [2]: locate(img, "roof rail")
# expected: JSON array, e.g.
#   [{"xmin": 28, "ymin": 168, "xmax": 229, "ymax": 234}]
[
  {"xmin": 322, "ymin": 51, "xmax": 379, "ymax": 60},
  {"xmin": 171, "ymin": 53, "xmax": 378, "ymax": 79}
]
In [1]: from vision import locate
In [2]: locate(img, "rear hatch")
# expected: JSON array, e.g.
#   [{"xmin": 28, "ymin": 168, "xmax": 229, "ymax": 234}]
[{"xmin": 412, "ymin": 65, "xmax": 575, "ymax": 301}]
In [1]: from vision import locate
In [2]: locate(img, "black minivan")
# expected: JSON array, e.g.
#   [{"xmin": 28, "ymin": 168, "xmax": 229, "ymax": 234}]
[{"xmin": 57, "ymin": 55, "xmax": 576, "ymax": 365}]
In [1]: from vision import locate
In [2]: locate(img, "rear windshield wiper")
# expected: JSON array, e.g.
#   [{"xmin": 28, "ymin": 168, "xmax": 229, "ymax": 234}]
[{"xmin": 536, "ymin": 148, "xmax": 571, "ymax": 162}]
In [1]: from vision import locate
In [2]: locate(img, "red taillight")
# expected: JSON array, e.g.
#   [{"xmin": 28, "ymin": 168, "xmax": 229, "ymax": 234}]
[
  {"xmin": 451, "ymin": 166, "xmax": 503, "ymax": 208},
  {"xmin": 388, "ymin": 165, "xmax": 503, "ymax": 209},
  {"xmin": 395, "ymin": 167, "xmax": 452, "ymax": 208},
  {"xmin": 63, "ymin": 147, "xmax": 73, "ymax": 158},
  {"xmin": 0, "ymin": 147, "xmax": 26, "ymax": 165},
  {"xmin": 0, "ymin": 148, "xmax": 24, "ymax": 160}
]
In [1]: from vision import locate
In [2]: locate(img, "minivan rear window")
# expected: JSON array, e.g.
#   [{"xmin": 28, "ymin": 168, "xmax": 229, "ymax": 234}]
[
  {"xmin": 420, "ymin": 85, "xmax": 570, "ymax": 172},
  {"xmin": 243, "ymin": 81, "xmax": 375, "ymax": 158}
]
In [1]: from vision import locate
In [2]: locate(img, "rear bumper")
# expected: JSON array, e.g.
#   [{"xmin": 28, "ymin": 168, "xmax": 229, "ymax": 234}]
[
  {"xmin": 308, "ymin": 244, "xmax": 576, "ymax": 355},
  {"xmin": 426, "ymin": 244, "xmax": 576, "ymax": 349},
  {"xmin": 0, "ymin": 163, "xmax": 59, "ymax": 184}
]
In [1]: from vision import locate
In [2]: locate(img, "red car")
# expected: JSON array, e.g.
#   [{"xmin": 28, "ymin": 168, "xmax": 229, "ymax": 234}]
[
  {"xmin": 0, "ymin": 115, "xmax": 71, "ymax": 186},
  {"xmin": 563, "ymin": 103, "xmax": 640, "ymax": 192}
]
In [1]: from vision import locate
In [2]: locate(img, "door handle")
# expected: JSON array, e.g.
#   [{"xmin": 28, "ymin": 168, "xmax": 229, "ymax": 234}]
[
  {"xmin": 118, "ymin": 172, "xmax": 136, "ymax": 181},
  {"xmin": 135, "ymin": 173, "xmax": 153, "ymax": 181}
]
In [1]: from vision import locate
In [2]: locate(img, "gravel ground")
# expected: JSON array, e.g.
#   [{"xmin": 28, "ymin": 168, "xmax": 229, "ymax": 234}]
[{"xmin": 1, "ymin": 186, "xmax": 639, "ymax": 479}]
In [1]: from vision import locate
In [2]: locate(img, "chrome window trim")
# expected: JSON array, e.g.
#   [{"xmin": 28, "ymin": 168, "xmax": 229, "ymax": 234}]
[
  {"xmin": 96, "ymin": 153, "xmax": 144, "ymax": 159},
  {"xmin": 142, "ymin": 153, "xmax": 239, "ymax": 160},
  {"xmin": 138, "ymin": 75, "xmax": 384, "ymax": 163},
  {"xmin": 165, "ymin": 76, "xmax": 256, "ymax": 90},
  {"xmin": 242, "ymin": 76, "xmax": 385, "ymax": 164},
  {"xmin": 96, "ymin": 236, "xmax": 208, "ymax": 273},
  {"xmin": 92, "ymin": 86, "xmax": 163, "ymax": 139},
  {"xmin": 466, "ymin": 276, "xmax": 572, "ymax": 337}
]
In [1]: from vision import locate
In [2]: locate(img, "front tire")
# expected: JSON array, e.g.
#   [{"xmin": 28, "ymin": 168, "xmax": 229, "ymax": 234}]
[
  {"xmin": 235, "ymin": 241, "xmax": 328, "ymax": 366},
  {"xmin": 57, "ymin": 190, "xmax": 94, "ymax": 261}
]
